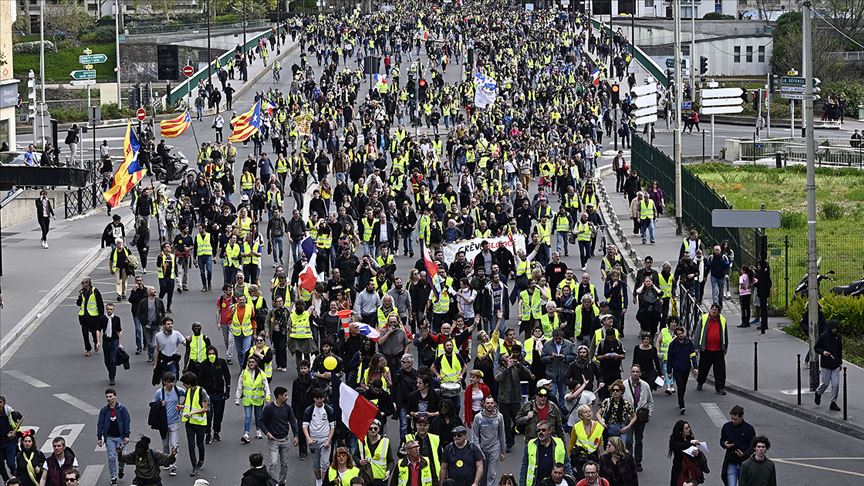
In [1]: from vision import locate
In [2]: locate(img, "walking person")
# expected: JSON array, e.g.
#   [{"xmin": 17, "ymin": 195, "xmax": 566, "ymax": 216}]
[
  {"xmin": 621, "ymin": 364, "xmax": 653, "ymax": 472},
  {"xmin": 0, "ymin": 397, "xmax": 23, "ymax": 482},
  {"xmin": 180, "ymin": 372, "xmax": 209, "ymax": 477},
  {"xmin": 720, "ymin": 405, "xmax": 756, "ymax": 486},
  {"xmin": 120, "ymin": 436, "xmax": 177, "ymax": 486},
  {"xmin": 156, "ymin": 243, "xmax": 176, "ymax": 313},
  {"xmin": 236, "ymin": 356, "xmax": 271, "ymax": 443},
  {"xmin": 35, "ymin": 190, "xmax": 55, "ymax": 248},
  {"xmin": 40, "ymin": 438, "xmax": 78, "ymax": 486},
  {"xmin": 814, "ymin": 320, "xmax": 843, "ymax": 411},
  {"xmin": 152, "ymin": 372, "xmax": 184, "ymax": 477},
  {"xmin": 213, "ymin": 113, "xmax": 225, "ymax": 143},
  {"xmin": 109, "ymin": 239, "xmax": 133, "ymax": 300},
  {"xmin": 440, "ymin": 425, "xmax": 484, "ymax": 486},
  {"xmin": 260, "ymin": 386, "xmax": 300, "ymax": 486},
  {"xmin": 666, "ymin": 326, "xmax": 698, "ymax": 415},
  {"xmin": 302, "ymin": 388, "xmax": 336, "ymax": 486},
  {"xmin": 706, "ymin": 246, "xmax": 731, "ymax": 309},
  {"xmin": 198, "ymin": 346, "xmax": 231, "ymax": 444},
  {"xmin": 471, "ymin": 396, "xmax": 506, "ymax": 486},
  {"xmin": 129, "ymin": 276, "xmax": 147, "ymax": 355},
  {"xmin": 194, "ymin": 224, "xmax": 214, "ymax": 291},
  {"xmin": 76, "ymin": 277, "xmax": 104, "ymax": 357},
  {"xmin": 739, "ymin": 436, "xmax": 776, "ymax": 486},
  {"xmin": 695, "ymin": 303, "xmax": 728, "ymax": 395},
  {"xmin": 96, "ymin": 388, "xmax": 130, "ymax": 485},
  {"xmin": 136, "ymin": 286, "xmax": 166, "ymax": 363},
  {"xmin": 101, "ymin": 303, "xmax": 123, "ymax": 386},
  {"xmin": 15, "ymin": 431, "xmax": 46, "ymax": 486}
]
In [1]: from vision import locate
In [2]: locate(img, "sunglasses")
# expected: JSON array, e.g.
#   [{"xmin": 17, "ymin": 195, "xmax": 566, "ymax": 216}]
[
  {"xmin": 65, "ymin": 479, "xmax": 78, "ymax": 483},
  {"xmin": 256, "ymin": 339, "xmax": 265, "ymax": 342},
  {"xmin": 612, "ymin": 389, "xmax": 623, "ymax": 393}
]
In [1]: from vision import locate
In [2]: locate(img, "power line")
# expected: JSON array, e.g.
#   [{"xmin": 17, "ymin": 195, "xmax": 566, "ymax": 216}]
[{"xmin": 811, "ymin": 8, "xmax": 864, "ymax": 50}]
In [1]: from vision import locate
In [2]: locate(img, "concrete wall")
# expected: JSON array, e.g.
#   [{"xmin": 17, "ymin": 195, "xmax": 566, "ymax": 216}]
[
  {"xmin": 0, "ymin": 189, "xmax": 65, "ymax": 229},
  {"xmin": 597, "ymin": 0, "xmax": 739, "ymax": 18},
  {"xmin": 0, "ymin": 0, "xmax": 16, "ymax": 152},
  {"xmin": 119, "ymin": 44, "xmax": 206, "ymax": 83}
]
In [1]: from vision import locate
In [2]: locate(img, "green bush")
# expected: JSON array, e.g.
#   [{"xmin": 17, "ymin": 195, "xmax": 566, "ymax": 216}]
[
  {"xmin": 703, "ymin": 12, "xmax": 735, "ymax": 20},
  {"xmin": 820, "ymin": 201, "xmax": 845, "ymax": 220},
  {"xmin": 780, "ymin": 210, "xmax": 806, "ymax": 229},
  {"xmin": 824, "ymin": 80, "xmax": 864, "ymax": 117},
  {"xmin": 92, "ymin": 26, "xmax": 117, "ymax": 44},
  {"xmin": 50, "ymin": 107, "xmax": 88, "ymax": 123},
  {"xmin": 101, "ymin": 103, "xmax": 135, "ymax": 120},
  {"xmin": 786, "ymin": 294, "xmax": 864, "ymax": 337}
]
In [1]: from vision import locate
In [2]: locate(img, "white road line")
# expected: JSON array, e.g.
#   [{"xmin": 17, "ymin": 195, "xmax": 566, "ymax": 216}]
[
  {"xmin": 700, "ymin": 402, "xmax": 727, "ymax": 428},
  {"xmin": 53, "ymin": 393, "xmax": 100, "ymax": 416},
  {"xmin": 3, "ymin": 370, "xmax": 51, "ymax": 388},
  {"xmin": 79, "ymin": 465, "xmax": 105, "ymax": 486},
  {"xmin": 772, "ymin": 458, "xmax": 864, "ymax": 478},
  {"xmin": 780, "ymin": 389, "xmax": 815, "ymax": 395}
]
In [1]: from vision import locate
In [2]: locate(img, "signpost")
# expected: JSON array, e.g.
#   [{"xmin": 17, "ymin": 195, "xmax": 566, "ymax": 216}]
[
  {"xmin": 182, "ymin": 65, "xmax": 195, "ymax": 77},
  {"xmin": 782, "ymin": 70, "xmax": 800, "ymax": 136},
  {"xmin": 78, "ymin": 53, "xmax": 108, "ymax": 65},
  {"xmin": 632, "ymin": 82, "xmax": 658, "ymax": 142},
  {"xmin": 136, "ymin": 107, "xmax": 146, "ymax": 121},
  {"xmin": 183, "ymin": 65, "xmax": 195, "ymax": 111},
  {"xmin": 69, "ymin": 70, "xmax": 97, "ymax": 80},
  {"xmin": 72, "ymin": 49, "xmax": 107, "ymax": 125},
  {"xmin": 701, "ymin": 83, "xmax": 744, "ymax": 159}
]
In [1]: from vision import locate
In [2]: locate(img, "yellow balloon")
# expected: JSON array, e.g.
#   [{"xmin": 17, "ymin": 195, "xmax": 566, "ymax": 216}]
[{"xmin": 323, "ymin": 356, "xmax": 338, "ymax": 371}]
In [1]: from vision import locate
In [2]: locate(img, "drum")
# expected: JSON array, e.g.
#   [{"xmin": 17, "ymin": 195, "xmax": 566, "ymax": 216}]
[{"xmin": 440, "ymin": 382, "xmax": 462, "ymax": 397}]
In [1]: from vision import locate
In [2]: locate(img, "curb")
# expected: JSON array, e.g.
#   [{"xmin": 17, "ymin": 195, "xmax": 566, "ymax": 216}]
[{"xmin": 593, "ymin": 174, "xmax": 864, "ymax": 440}]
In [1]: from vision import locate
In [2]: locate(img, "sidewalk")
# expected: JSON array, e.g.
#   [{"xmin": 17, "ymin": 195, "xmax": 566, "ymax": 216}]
[{"xmin": 595, "ymin": 165, "xmax": 864, "ymax": 439}]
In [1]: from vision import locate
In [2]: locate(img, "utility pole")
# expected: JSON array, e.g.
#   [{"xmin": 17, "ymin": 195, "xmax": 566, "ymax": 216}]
[
  {"xmin": 115, "ymin": 0, "xmax": 122, "ymax": 109},
  {"xmin": 206, "ymin": 0, "xmax": 212, "ymax": 83},
  {"xmin": 689, "ymin": 0, "xmax": 696, "ymax": 100},
  {"xmin": 803, "ymin": 1, "xmax": 820, "ymax": 390},
  {"xmin": 673, "ymin": 0, "xmax": 683, "ymax": 235},
  {"xmin": 39, "ymin": 0, "xmax": 46, "ymax": 146},
  {"xmin": 242, "ymin": 0, "xmax": 247, "ymax": 51}
]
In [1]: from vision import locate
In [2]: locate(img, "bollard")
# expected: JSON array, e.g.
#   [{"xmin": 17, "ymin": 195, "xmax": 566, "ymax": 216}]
[
  {"xmin": 753, "ymin": 342, "xmax": 759, "ymax": 391},
  {"xmin": 843, "ymin": 367, "xmax": 848, "ymax": 421},
  {"xmin": 797, "ymin": 354, "xmax": 802, "ymax": 405},
  {"xmin": 775, "ymin": 152, "xmax": 782, "ymax": 169}
]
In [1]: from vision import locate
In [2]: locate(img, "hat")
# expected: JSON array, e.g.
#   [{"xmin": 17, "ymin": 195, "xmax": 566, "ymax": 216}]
[
  {"xmin": 537, "ymin": 379, "xmax": 552, "ymax": 389},
  {"xmin": 452, "ymin": 425, "xmax": 468, "ymax": 435},
  {"xmin": 415, "ymin": 414, "xmax": 429, "ymax": 424},
  {"xmin": 193, "ymin": 480, "xmax": 210, "ymax": 486},
  {"xmin": 600, "ymin": 314, "xmax": 614, "ymax": 320}
]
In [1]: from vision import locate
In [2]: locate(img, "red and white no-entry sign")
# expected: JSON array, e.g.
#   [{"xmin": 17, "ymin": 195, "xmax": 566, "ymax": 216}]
[
  {"xmin": 182, "ymin": 65, "xmax": 195, "ymax": 77},
  {"xmin": 136, "ymin": 107, "xmax": 146, "ymax": 121}
]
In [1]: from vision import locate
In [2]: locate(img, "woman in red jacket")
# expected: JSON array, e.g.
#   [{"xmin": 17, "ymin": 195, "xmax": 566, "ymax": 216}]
[{"xmin": 463, "ymin": 369, "xmax": 491, "ymax": 427}]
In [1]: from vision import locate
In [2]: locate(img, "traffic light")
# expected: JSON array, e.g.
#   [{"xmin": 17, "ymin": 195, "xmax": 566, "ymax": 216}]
[
  {"xmin": 768, "ymin": 74, "xmax": 778, "ymax": 94},
  {"xmin": 611, "ymin": 83, "xmax": 620, "ymax": 106},
  {"xmin": 665, "ymin": 69, "xmax": 673, "ymax": 88},
  {"xmin": 27, "ymin": 70, "xmax": 37, "ymax": 120},
  {"xmin": 699, "ymin": 56, "xmax": 709, "ymax": 75}
]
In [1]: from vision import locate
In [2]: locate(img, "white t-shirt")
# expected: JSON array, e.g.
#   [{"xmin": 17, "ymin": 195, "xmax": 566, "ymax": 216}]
[{"xmin": 155, "ymin": 330, "xmax": 186, "ymax": 357}]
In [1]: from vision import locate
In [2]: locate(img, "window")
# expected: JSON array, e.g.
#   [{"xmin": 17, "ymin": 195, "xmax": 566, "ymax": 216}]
[
  {"xmin": 715, "ymin": 0, "xmax": 722, "ymax": 13},
  {"xmin": 644, "ymin": 0, "xmax": 655, "ymax": 7},
  {"xmin": 746, "ymin": 46, "xmax": 753, "ymax": 63},
  {"xmin": 758, "ymin": 46, "xmax": 766, "ymax": 63},
  {"xmin": 734, "ymin": 46, "xmax": 741, "ymax": 63}
]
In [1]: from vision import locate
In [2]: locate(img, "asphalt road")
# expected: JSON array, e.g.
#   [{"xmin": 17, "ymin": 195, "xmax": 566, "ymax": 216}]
[{"xmin": 5, "ymin": 28, "xmax": 864, "ymax": 486}]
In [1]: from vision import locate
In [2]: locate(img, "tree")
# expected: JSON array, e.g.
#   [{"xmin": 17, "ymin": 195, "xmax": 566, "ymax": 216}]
[
  {"xmin": 771, "ymin": 12, "xmax": 847, "ymax": 81},
  {"xmin": 44, "ymin": 0, "xmax": 93, "ymax": 38}
]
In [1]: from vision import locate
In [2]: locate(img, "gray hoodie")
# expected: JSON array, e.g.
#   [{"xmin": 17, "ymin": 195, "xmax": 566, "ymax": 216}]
[{"xmin": 471, "ymin": 408, "xmax": 506, "ymax": 453}]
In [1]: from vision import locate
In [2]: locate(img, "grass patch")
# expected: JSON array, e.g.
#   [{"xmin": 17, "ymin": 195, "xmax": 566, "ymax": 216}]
[
  {"xmin": 13, "ymin": 43, "xmax": 116, "ymax": 82},
  {"xmin": 690, "ymin": 164, "xmax": 864, "ymax": 308}
]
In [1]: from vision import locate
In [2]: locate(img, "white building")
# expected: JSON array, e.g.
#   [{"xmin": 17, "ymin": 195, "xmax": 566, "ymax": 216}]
[
  {"xmin": 583, "ymin": 0, "xmax": 740, "ymax": 18},
  {"xmin": 0, "ymin": 0, "xmax": 18, "ymax": 151}
]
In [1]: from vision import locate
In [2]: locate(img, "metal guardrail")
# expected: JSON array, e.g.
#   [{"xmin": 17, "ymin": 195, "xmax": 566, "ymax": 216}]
[
  {"xmin": 589, "ymin": 18, "xmax": 668, "ymax": 86},
  {"xmin": 127, "ymin": 19, "xmax": 272, "ymax": 35},
  {"xmin": 1, "ymin": 188, "xmax": 25, "ymax": 208},
  {"xmin": 0, "ymin": 167, "xmax": 90, "ymax": 191},
  {"xmin": 739, "ymin": 137, "xmax": 864, "ymax": 167},
  {"xmin": 64, "ymin": 182, "xmax": 103, "ymax": 219},
  {"xmin": 675, "ymin": 281, "xmax": 703, "ymax": 338}
]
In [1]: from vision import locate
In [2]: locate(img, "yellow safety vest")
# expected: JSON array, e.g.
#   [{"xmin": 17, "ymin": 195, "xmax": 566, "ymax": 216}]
[
  {"xmin": 525, "ymin": 437, "xmax": 566, "ymax": 486},
  {"xmin": 574, "ymin": 304, "xmax": 600, "ymax": 337},
  {"xmin": 359, "ymin": 437, "xmax": 390, "ymax": 480},
  {"xmin": 181, "ymin": 386, "xmax": 208, "ymax": 426},
  {"xmin": 327, "ymin": 466, "xmax": 361, "ymax": 486},
  {"xmin": 79, "ymin": 291, "xmax": 99, "ymax": 316},
  {"xmin": 317, "ymin": 233, "xmax": 332, "ymax": 249},
  {"xmin": 224, "ymin": 243, "xmax": 241, "ymax": 268},
  {"xmin": 196, "ymin": 234, "xmax": 213, "ymax": 256},
  {"xmin": 536, "ymin": 221, "xmax": 552, "ymax": 245},
  {"xmin": 555, "ymin": 214, "xmax": 570, "ymax": 233},
  {"xmin": 248, "ymin": 345, "xmax": 273, "ymax": 378},
  {"xmin": 289, "ymin": 310, "xmax": 312, "ymax": 339},
  {"xmin": 516, "ymin": 260, "xmax": 530, "ymax": 277},
  {"xmin": 157, "ymin": 253, "xmax": 175, "ymax": 279},
  {"xmin": 395, "ymin": 459, "xmax": 434, "ymax": 486},
  {"xmin": 111, "ymin": 248, "xmax": 130, "ymax": 273},
  {"xmin": 523, "ymin": 336, "xmax": 544, "ymax": 365},
  {"xmin": 241, "ymin": 172, "xmax": 255, "ymax": 190},
  {"xmin": 539, "ymin": 312, "xmax": 559, "ymax": 338},
  {"xmin": 242, "ymin": 241, "xmax": 261, "ymax": 266},
  {"xmin": 238, "ymin": 217, "xmax": 253, "ymax": 238},
  {"xmin": 659, "ymin": 327, "xmax": 674, "ymax": 359},
  {"xmin": 438, "ymin": 353, "xmax": 462, "ymax": 383},
  {"xmin": 404, "ymin": 433, "xmax": 440, "ymax": 477},
  {"xmin": 519, "ymin": 290, "xmax": 543, "ymax": 320},
  {"xmin": 241, "ymin": 369, "xmax": 267, "ymax": 406},
  {"xmin": 571, "ymin": 421, "xmax": 604, "ymax": 455},
  {"xmin": 187, "ymin": 335, "xmax": 207, "ymax": 363},
  {"xmin": 640, "ymin": 199, "xmax": 655, "ymax": 220},
  {"xmin": 593, "ymin": 327, "xmax": 621, "ymax": 352},
  {"xmin": 362, "ymin": 218, "xmax": 374, "ymax": 242},
  {"xmin": 432, "ymin": 291, "xmax": 450, "ymax": 314},
  {"xmin": 658, "ymin": 272, "xmax": 673, "ymax": 298},
  {"xmin": 698, "ymin": 314, "xmax": 727, "ymax": 349},
  {"xmin": 576, "ymin": 222, "xmax": 592, "ymax": 241},
  {"xmin": 231, "ymin": 305, "xmax": 254, "ymax": 336}
]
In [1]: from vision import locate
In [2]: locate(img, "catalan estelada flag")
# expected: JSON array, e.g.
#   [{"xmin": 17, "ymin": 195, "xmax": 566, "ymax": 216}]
[
  {"xmin": 159, "ymin": 110, "xmax": 191, "ymax": 139},
  {"xmin": 103, "ymin": 123, "xmax": 145, "ymax": 208},
  {"xmin": 229, "ymin": 100, "xmax": 263, "ymax": 143}
]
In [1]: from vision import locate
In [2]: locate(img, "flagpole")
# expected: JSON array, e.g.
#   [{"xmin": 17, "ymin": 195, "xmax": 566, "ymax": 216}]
[
  {"xmin": 189, "ymin": 117, "xmax": 201, "ymax": 156},
  {"xmin": 150, "ymin": 178, "xmax": 166, "ymax": 245}
]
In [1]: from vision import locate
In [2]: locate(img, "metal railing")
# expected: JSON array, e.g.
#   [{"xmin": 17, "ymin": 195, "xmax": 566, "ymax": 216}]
[
  {"xmin": 675, "ymin": 282, "xmax": 703, "ymax": 337},
  {"xmin": 738, "ymin": 137, "xmax": 864, "ymax": 167},
  {"xmin": 589, "ymin": 18, "xmax": 667, "ymax": 86},
  {"xmin": 64, "ymin": 182, "xmax": 102, "ymax": 218},
  {"xmin": 126, "ymin": 19, "xmax": 272, "ymax": 35}
]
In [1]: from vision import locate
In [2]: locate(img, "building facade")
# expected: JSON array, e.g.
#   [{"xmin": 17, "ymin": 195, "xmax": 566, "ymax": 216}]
[{"xmin": 0, "ymin": 0, "xmax": 18, "ymax": 151}]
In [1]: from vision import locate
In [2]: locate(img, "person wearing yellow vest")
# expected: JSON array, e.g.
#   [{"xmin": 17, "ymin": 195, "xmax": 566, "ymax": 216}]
[
  {"xmin": 184, "ymin": 322, "xmax": 211, "ymax": 374},
  {"xmin": 247, "ymin": 332, "xmax": 274, "ymax": 382},
  {"xmin": 389, "ymin": 439, "xmax": 438, "ymax": 486},
  {"xmin": 656, "ymin": 316, "xmax": 679, "ymax": 394},
  {"xmin": 519, "ymin": 283, "xmax": 544, "ymax": 339},
  {"xmin": 323, "ymin": 446, "xmax": 361, "ymax": 486},
  {"xmin": 404, "ymin": 416, "xmax": 442, "ymax": 480},
  {"xmin": 695, "ymin": 303, "xmax": 728, "ymax": 395},
  {"xmin": 109, "ymin": 237, "xmax": 133, "ymax": 300},
  {"xmin": 230, "ymin": 295, "xmax": 255, "ymax": 364},
  {"xmin": 553, "ymin": 207, "xmax": 572, "ymax": 257},
  {"xmin": 288, "ymin": 301, "xmax": 316, "ymax": 370},
  {"xmin": 241, "ymin": 233, "xmax": 263, "ymax": 286},
  {"xmin": 235, "ymin": 355, "xmax": 271, "ymax": 443},
  {"xmin": 575, "ymin": 212, "xmax": 594, "ymax": 272},
  {"xmin": 180, "ymin": 371, "xmax": 209, "ymax": 477},
  {"xmin": 156, "ymin": 242, "xmax": 176, "ymax": 313},
  {"xmin": 76, "ymin": 277, "xmax": 105, "ymax": 356},
  {"xmin": 222, "ymin": 234, "xmax": 242, "ymax": 286},
  {"xmin": 193, "ymin": 225, "xmax": 214, "ymax": 291},
  {"xmin": 567, "ymin": 404, "xmax": 604, "ymax": 473},
  {"xmin": 433, "ymin": 340, "xmax": 466, "ymax": 414},
  {"xmin": 352, "ymin": 419, "xmax": 393, "ymax": 485},
  {"xmin": 657, "ymin": 262, "xmax": 675, "ymax": 320},
  {"xmin": 520, "ymin": 420, "xmax": 571, "ymax": 486},
  {"xmin": 639, "ymin": 196, "xmax": 656, "ymax": 245}
]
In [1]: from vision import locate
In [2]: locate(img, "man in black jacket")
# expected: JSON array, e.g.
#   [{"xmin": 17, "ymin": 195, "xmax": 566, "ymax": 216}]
[
  {"xmin": 239, "ymin": 452, "xmax": 272, "ymax": 486},
  {"xmin": 198, "ymin": 346, "xmax": 231, "ymax": 443},
  {"xmin": 35, "ymin": 189, "xmax": 55, "ymax": 248},
  {"xmin": 814, "ymin": 320, "xmax": 843, "ymax": 411}
]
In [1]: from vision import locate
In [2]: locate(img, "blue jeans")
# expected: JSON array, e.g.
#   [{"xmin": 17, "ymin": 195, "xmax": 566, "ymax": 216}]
[
  {"xmin": 726, "ymin": 463, "xmax": 742, "ymax": 486},
  {"xmin": 198, "ymin": 255, "xmax": 213, "ymax": 288},
  {"xmin": 133, "ymin": 316, "xmax": 143, "ymax": 352},
  {"xmin": 640, "ymin": 219, "xmax": 655, "ymax": 243},
  {"xmin": 399, "ymin": 406, "xmax": 410, "ymax": 443},
  {"xmin": 234, "ymin": 334, "xmax": 252, "ymax": 365},
  {"xmin": 556, "ymin": 232, "xmax": 569, "ymax": 255},
  {"xmin": 362, "ymin": 242, "xmax": 376, "ymax": 258},
  {"xmin": 711, "ymin": 275, "xmax": 725, "ymax": 308},
  {"xmin": 0, "ymin": 442, "xmax": 16, "ymax": 481},
  {"xmin": 244, "ymin": 404, "xmax": 263, "ymax": 434},
  {"xmin": 550, "ymin": 378, "xmax": 567, "ymax": 411},
  {"xmin": 105, "ymin": 436, "xmax": 126, "ymax": 479},
  {"xmin": 271, "ymin": 236, "xmax": 284, "ymax": 264}
]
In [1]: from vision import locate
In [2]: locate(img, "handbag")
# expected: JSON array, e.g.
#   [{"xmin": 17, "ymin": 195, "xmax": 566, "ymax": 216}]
[
  {"xmin": 636, "ymin": 408, "xmax": 650, "ymax": 423},
  {"xmin": 147, "ymin": 390, "xmax": 168, "ymax": 432},
  {"xmin": 126, "ymin": 252, "xmax": 139, "ymax": 273}
]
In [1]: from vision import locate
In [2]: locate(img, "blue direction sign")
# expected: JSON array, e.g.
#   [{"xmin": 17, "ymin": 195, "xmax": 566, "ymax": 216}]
[
  {"xmin": 681, "ymin": 101, "xmax": 692, "ymax": 110},
  {"xmin": 70, "ymin": 69, "xmax": 96, "ymax": 80},
  {"xmin": 79, "ymin": 53, "xmax": 108, "ymax": 64}
]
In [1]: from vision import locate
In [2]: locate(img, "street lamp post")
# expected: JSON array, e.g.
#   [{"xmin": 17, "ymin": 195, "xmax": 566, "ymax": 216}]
[
  {"xmin": 803, "ymin": 1, "xmax": 820, "ymax": 391},
  {"xmin": 207, "ymin": 0, "xmax": 212, "ymax": 83},
  {"xmin": 39, "ymin": 0, "xmax": 46, "ymax": 146},
  {"xmin": 115, "ymin": 0, "xmax": 122, "ymax": 109},
  {"xmin": 673, "ymin": 0, "xmax": 683, "ymax": 235}
]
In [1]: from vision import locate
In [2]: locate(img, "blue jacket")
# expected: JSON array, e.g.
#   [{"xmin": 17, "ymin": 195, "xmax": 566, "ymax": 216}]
[
  {"xmin": 97, "ymin": 402, "xmax": 131, "ymax": 440},
  {"xmin": 666, "ymin": 337, "xmax": 698, "ymax": 373}
]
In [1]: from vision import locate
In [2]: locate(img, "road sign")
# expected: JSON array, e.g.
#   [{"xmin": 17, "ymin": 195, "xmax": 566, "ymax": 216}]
[
  {"xmin": 69, "ymin": 80, "xmax": 96, "ymax": 87},
  {"xmin": 70, "ymin": 69, "xmax": 96, "ymax": 80},
  {"xmin": 781, "ymin": 76, "xmax": 805, "ymax": 85},
  {"xmin": 701, "ymin": 87, "xmax": 744, "ymax": 99},
  {"xmin": 666, "ymin": 58, "xmax": 675, "ymax": 68},
  {"xmin": 632, "ymin": 106, "xmax": 658, "ymax": 118},
  {"xmin": 631, "ymin": 83, "xmax": 658, "ymax": 97},
  {"xmin": 781, "ymin": 93, "xmax": 805, "ymax": 100},
  {"xmin": 633, "ymin": 95, "xmax": 657, "ymax": 109},
  {"xmin": 712, "ymin": 209, "xmax": 781, "ymax": 229},
  {"xmin": 79, "ymin": 54, "xmax": 107, "ymax": 64},
  {"xmin": 701, "ymin": 97, "xmax": 744, "ymax": 107},
  {"xmin": 681, "ymin": 101, "xmax": 692, "ymax": 110},
  {"xmin": 182, "ymin": 65, "xmax": 195, "ymax": 77},
  {"xmin": 634, "ymin": 114, "xmax": 658, "ymax": 126},
  {"xmin": 701, "ymin": 105, "xmax": 745, "ymax": 115},
  {"xmin": 136, "ymin": 107, "xmax": 146, "ymax": 121},
  {"xmin": 88, "ymin": 106, "xmax": 101, "ymax": 125},
  {"xmin": 780, "ymin": 86, "xmax": 805, "ymax": 93}
]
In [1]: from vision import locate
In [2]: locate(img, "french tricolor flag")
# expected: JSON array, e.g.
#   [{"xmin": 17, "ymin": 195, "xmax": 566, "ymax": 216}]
[
  {"xmin": 356, "ymin": 323, "xmax": 380, "ymax": 341},
  {"xmin": 591, "ymin": 68, "xmax": 601, "ymax": 87},
  {"xmin": 298, "ymin": 237, "xmax": 320, "ymax": 292},
  {"xmin": 423, "ymin": 244, "xmax": 441, "ymax": 299},
  {"xmin": 338, "ymin": 382, "xmax": 379, "ymax": 443}
]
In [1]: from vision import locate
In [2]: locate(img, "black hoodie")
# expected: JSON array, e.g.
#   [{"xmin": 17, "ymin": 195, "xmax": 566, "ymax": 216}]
[
  {"xmin": 814, "ymin": 321, "xmax": 843, "ymax": 370},
  {"xmin": 240, "ymin": 466, "xmax": 272, "ymax": 486}
]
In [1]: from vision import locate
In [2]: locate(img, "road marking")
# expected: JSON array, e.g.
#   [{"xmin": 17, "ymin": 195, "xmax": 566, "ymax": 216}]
[
  {"xmin": 772, "ymin": 458, "xmax": 864, "ymax": 478},
  {"xmin": 80, "ymin": 465, "xmax": 105, "ymax": 486},
  {"xmin": 700, "ymin": 402, "xmax": 727, "ymax": 428},
  {"xmin": 3, "ymin": 370, "xmax": 51, "ymax": 388},
  {"xmin": 774, "ymin": 457, "xmax": 864, "ymax": 461},
  {"xmin": 779, "ymin": 389, "xmax": 815, "ymax": 395},
  {"xmin": 54, "ymin": 394, "xmax": 100, "ymax": 415},
  {"xmin": 38, "ymin": 424, "xmax": 86, "ymax": 452}
]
